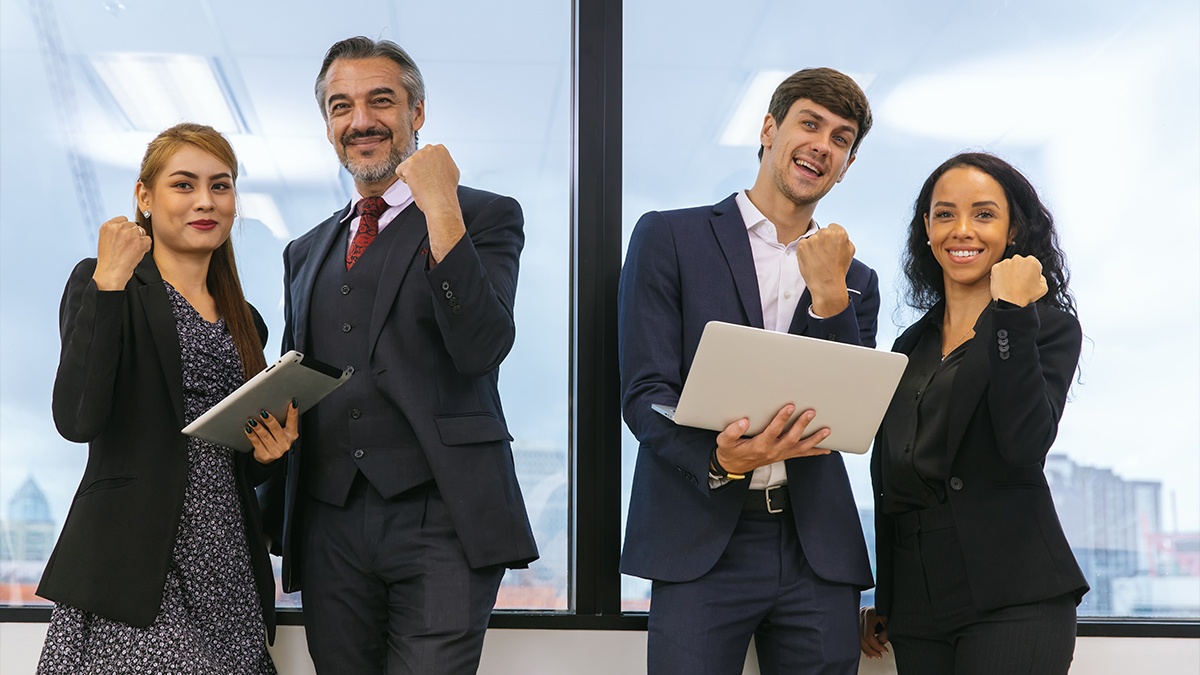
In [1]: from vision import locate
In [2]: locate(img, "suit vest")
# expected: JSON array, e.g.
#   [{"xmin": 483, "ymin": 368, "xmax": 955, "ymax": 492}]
[{"xmin": 305, "ymin": 218, "xmax": 433, "ymax": 506}]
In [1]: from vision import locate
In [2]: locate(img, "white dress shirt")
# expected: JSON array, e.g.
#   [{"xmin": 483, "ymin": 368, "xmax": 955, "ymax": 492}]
[
  {"xmin": 733, "ymin": 190, "xmax": 821, "ymax": 490},
  {"xmin": 340, "ymin": 178, "xmax": 416, "ymax": 248}
]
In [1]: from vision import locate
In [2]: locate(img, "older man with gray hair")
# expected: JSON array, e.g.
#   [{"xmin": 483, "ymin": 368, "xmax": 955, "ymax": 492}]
[{"xmin": 264, "ymin": 36, "xmax": 537, "ymax": 675}]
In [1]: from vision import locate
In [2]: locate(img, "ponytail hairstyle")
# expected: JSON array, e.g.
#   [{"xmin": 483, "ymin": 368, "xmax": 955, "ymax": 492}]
[{"xmin": 135, "ymin": 123, "xmax": 268, "ymax": 382}]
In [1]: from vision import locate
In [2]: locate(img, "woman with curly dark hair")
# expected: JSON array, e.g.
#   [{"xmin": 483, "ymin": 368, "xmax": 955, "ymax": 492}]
[{"xmin": 858, "ymin": 153, "xmax": 1088, "ymax": 674}]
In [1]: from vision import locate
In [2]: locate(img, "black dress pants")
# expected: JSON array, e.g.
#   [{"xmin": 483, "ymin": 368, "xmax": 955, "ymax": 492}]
[
  {"xmin": 887, "ymin": 503, "xmax": 1077, "ymax": 675},
  {"xmin": 300, "ymin": 476, "xmax": 505, "ymax": 675}
]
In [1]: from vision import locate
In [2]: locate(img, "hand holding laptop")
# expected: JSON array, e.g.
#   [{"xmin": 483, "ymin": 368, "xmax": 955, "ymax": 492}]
[{"xmin": 714, "ymin": 404, "xmax": 831, "ymax": 476}]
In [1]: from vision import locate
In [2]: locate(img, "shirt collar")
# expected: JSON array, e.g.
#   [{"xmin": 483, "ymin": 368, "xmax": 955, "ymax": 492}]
[
  {"xmin": 735, "ymin": 190, "xmax": 819, "ymax": 239},
  {"xmin": 340, "ymin": 179, "xmax": 414, "ymax": 223}
]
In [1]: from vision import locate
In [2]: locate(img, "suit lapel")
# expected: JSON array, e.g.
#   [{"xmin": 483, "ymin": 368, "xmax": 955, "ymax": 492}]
[
  {"xmin": 292, "ymin": 203, "xmax": 352, "ymax": 352},
  {"xmin": 133, "ymin": 254, "xmax": 184, "ymax": 427},
  {"xmin": 787, "ymin": 288, "xmax": 814, "ymax": 335},
  {"xmin": 369, "ymin": 204, "xmax": 428, "ymax": 356},
  {"xmin": 945, "ymin": 305, "xmax": 994, "ymax": 467},
  {"xmin": 709, "ymin": 196, "xmax": 764, "ymax": 329}
]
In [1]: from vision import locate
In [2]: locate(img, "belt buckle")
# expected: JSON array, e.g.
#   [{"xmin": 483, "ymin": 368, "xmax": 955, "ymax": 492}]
[{"xmin": 765, "ymin": 485, "xmax": 785, "ymax": 514}]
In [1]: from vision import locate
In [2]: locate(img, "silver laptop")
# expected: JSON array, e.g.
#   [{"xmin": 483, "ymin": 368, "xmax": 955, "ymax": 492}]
[{"xmin": 652, "ymin": 321, "xmax": 908, "ymax": 454}]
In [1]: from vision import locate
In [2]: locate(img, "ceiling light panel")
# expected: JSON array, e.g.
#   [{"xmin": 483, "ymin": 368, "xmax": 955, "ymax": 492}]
[{"xmin": 90, "ymin": 53, "xmax": 240, "ymax": 133}]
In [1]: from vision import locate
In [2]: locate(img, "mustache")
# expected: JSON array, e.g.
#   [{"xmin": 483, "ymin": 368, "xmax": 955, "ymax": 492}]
[{"xmin": 340, "ymin": 128, "xmax": 393, "ymax": 145}]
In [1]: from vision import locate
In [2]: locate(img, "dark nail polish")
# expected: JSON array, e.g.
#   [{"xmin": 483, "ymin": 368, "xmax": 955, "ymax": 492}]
[
  {"xmin": 291, "ymin": 397, "xmax": 298, "ymax": 408},
  {"xmin": 260, "ymin": 410, "xmax": 269, "ymax": 419},
  {"xmin": 245, "ymin": 426, "xmax": 252, "ymax": 434},
  {"xmin": 249, "ymin": 419, "xmax": 258, "ymax": 427}
]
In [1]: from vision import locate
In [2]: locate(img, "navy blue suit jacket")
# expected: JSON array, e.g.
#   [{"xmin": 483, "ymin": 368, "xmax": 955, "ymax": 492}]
[
  {"xmin": 619, "ymin": 193, "xmax": 876, "ymax": 588},
  {"xmin": 263, "ymin": 186, "xmax": 538, "ymax": 592}
]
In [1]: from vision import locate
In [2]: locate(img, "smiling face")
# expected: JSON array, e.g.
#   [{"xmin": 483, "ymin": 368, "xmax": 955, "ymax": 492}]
[
  {"xmin": 760, "ymin": 99, "xmax": 858, "ymax": 207},
  {"xmin": 924, "ymin": 166, "xmax": 1013, "ymax": 294},
  {"xmin": 322, "ymin": 57, "xmax": 425, "ymax": 189},
  {"xmin": 136, "ymin": 144, "xmax": 236, "ymax": 257}
]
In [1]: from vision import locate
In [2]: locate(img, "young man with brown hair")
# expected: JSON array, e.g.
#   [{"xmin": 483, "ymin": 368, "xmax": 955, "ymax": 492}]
[{"xmin": 619, "ymin": 67, "xmax": 878, "ymax": 675}]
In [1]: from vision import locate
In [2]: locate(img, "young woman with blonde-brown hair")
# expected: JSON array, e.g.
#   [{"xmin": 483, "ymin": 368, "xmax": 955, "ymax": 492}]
[{"xmin": 36, "ymin": 123, "xmax": 295, "ymax": 674}]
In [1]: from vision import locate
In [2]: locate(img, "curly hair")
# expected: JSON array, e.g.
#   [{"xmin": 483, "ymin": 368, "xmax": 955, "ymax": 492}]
[{"xmin": 901, "ymin": 152, "xmax": 1075, "ymax": 316}]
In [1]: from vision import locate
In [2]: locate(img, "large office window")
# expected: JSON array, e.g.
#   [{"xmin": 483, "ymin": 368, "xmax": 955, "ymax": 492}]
[
  {"xmin": 2, "ymin": 0, "xmax": 1197, "ymax": 631},
  {"xmin": 621, "ymin": 0, "xmax": 1200, "ymax": 618},
  {"xmin": 0, "ymin": 0, "xmax": 570, "ymax": 611}
]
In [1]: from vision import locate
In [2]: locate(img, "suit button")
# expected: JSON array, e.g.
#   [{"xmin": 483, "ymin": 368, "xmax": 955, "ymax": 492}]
[
  {"xmin": 342, "ymin": 323, "xmax": 352, "ymax": 333},
  {"xmin": 997, "ymin": 329, "xmax": 1009, "ymax": 339},
  {"xmin": 904, "ymin": 444, "xmax": 911, "ymax": 453},
  {"xmin": 448, "ymin": 297, "xmax": 459, "ymax": 307},
  {"xmin": 452, "ymin": 306, "xmax": 463, "ymax": 316},
  {"xmin": 351, "ymin": 409, "xmax": 362, "ymax": 419},
  {"xmin": 341, "ymin": 284, "xmax": 351, "ymax": 295},
  {"xmin": 999, "ymin": 352, "xmax": 1010, "ymax": 361},
  {"xmin": 998, "ymin": 338, "xmax": 1009, "ymax": 347},
  {"xmin": 950, "ymin": 477, "xmax": 963, "ymax": 490},
  {"xmin": 354, "ymin": 449, "xmax": 364, "ymax": 459},
  {"xmin": 827, "ymin": 333, "xmax": 837, "ymax": 340},
  {"xmin": 345, "ymin": 365, "xmax": 356, "ymax": 375},
  {"xmin": 915, "ymin": 390, "xmax": 922, "ymax": 400},
  {"xmin": 445, "ymin": 290, "xmax": 454, "ymax": 299},
  {"xmin": 441, "ymin": 281, "xmax": 450, "ymax": 291}
]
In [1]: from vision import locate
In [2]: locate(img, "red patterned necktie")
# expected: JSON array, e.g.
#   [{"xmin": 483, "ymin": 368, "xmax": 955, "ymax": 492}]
[{"xmin": 346, "ymin": 196, "xmax": 389, "ymax": 269}]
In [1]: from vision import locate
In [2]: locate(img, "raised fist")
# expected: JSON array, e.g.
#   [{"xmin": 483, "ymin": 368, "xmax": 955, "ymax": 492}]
[
  {"xmin": 990, "ymin": 255, "xmax": 1048, "ymax": 307},
  {"xmin": 796, "ymin": 223, "xmax": 855, "ymax": 317},
  {"xmin": 93, "ymin": 216, "xmax": 152, "ymax": 291},
  {"xmin": 396, "ymin": 144, "xmax": 460, "ymax": 218}
]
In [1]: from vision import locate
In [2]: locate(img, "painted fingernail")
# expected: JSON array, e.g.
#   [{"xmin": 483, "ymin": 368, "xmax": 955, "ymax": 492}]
[
  {"xmin": 291, "ymin": 397, "xmax": 298, "ymax": 408},
  {"xmin": 245, "ymin": 426, "xmax": 253, "ymax": 434},
  {"xmin": 260, "ymin": 410, "xmax": 269, "ymax": 419},
  {"xmin": 249, "ymin": 419, "xmax": 258, "ymax": 427}
]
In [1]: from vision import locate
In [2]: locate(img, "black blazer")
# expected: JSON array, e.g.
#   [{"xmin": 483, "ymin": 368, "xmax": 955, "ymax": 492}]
[
  {"xmin": 872, "ymin": 300, "xmax": 1089, "ymax": 616},
  {"xmin": 263, "ymin": 185, "xmax": 538, "ymax": 593},
  {"xmin": 39, "ymin": 254, "xmax": 278, "ymax": 643}
]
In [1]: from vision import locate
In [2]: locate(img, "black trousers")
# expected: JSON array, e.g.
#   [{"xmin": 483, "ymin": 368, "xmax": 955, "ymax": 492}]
[
  {"xmin": 887, "ymin": 503, "xmax": 1077, "ymax": 675},
  {"xmin": 300, "ymin": 476, "xmax": 505, "ymax": 675}
]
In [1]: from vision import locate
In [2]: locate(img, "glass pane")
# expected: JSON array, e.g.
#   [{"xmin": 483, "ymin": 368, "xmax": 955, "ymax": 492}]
[
  {"xmin": 0, "ymin": 0, "xmax": 570, "ymax": 611},
  {"xmin": 621, "ymin": 0, "xmax": 1199, "ymax": 617}
]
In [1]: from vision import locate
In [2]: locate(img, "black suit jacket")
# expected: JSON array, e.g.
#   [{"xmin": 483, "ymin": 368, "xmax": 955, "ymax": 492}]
[
  {"xmin": 39, "ymin": 254, "xmax": 277, "ymax": 642},
  {"xmin": 872, "ymin": 300, "xmax": 1089, "ymax": 615},
  {"xmin": 265, "ymin": 185, "xmax": 538, "ymax": 593}
]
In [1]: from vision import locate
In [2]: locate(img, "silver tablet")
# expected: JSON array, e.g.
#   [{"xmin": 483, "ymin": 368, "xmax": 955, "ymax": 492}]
[
  {"xmin": 655, "ymin": 321, "xmax": 908, "ymax": 455},
  {"xmin": 182, "ymin": 350, "xmax": 351, "ymax": 453}
]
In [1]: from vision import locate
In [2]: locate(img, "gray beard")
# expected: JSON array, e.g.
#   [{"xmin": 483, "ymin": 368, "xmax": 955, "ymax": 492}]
[{"xmin": 341, "ymin": 138, "xmax": 414, "ymax": 184}]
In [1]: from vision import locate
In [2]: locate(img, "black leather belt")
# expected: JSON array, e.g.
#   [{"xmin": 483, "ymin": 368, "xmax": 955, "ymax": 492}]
[{"xmin": 743, "ymin": 486, "xmax": 790, "ymax": 513}]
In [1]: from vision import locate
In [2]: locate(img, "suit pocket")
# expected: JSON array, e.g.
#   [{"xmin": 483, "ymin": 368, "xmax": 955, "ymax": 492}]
[
  {"xmin": 77, "ymin": 475, "xmax": 136, "ymax": 496},
  {"xmin": 434, "ymin": 413, "xmax": 513, "ymax": 446}
]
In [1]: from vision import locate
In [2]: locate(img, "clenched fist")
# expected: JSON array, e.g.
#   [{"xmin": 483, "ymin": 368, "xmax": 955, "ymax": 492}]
[
  {"xmin": 990, "ymin": 255, "xmax": 1047, "ymax": 307},
  {"xmin": 93, "ymin": 216, "xmax": 152, "ymax": 291},
  {"xmin": 796, "ymin": 223, "xmax": 855, "ymax": 318},
  {"xmin": 396, "ymin": 144, "xmax": 465, "ymax": 263}
]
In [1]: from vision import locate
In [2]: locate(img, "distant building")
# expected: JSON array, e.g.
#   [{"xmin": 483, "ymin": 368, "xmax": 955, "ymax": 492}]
[
  {"xmin": 499, "ymin": 441, "xmax": 569, "ymax": 610},
  {"xmin": 0, "ymin": 477, "xmax": 55, "ymax": 564},
  {"xmin": 1045, "ymin": 454, "xmax": 1199, "ymax": 617}
]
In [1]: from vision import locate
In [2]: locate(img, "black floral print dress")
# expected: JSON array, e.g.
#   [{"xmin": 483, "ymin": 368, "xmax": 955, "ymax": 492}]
[{"xmin": 37, "ymin": 283, "xmax": 276, "ymax": 675}]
